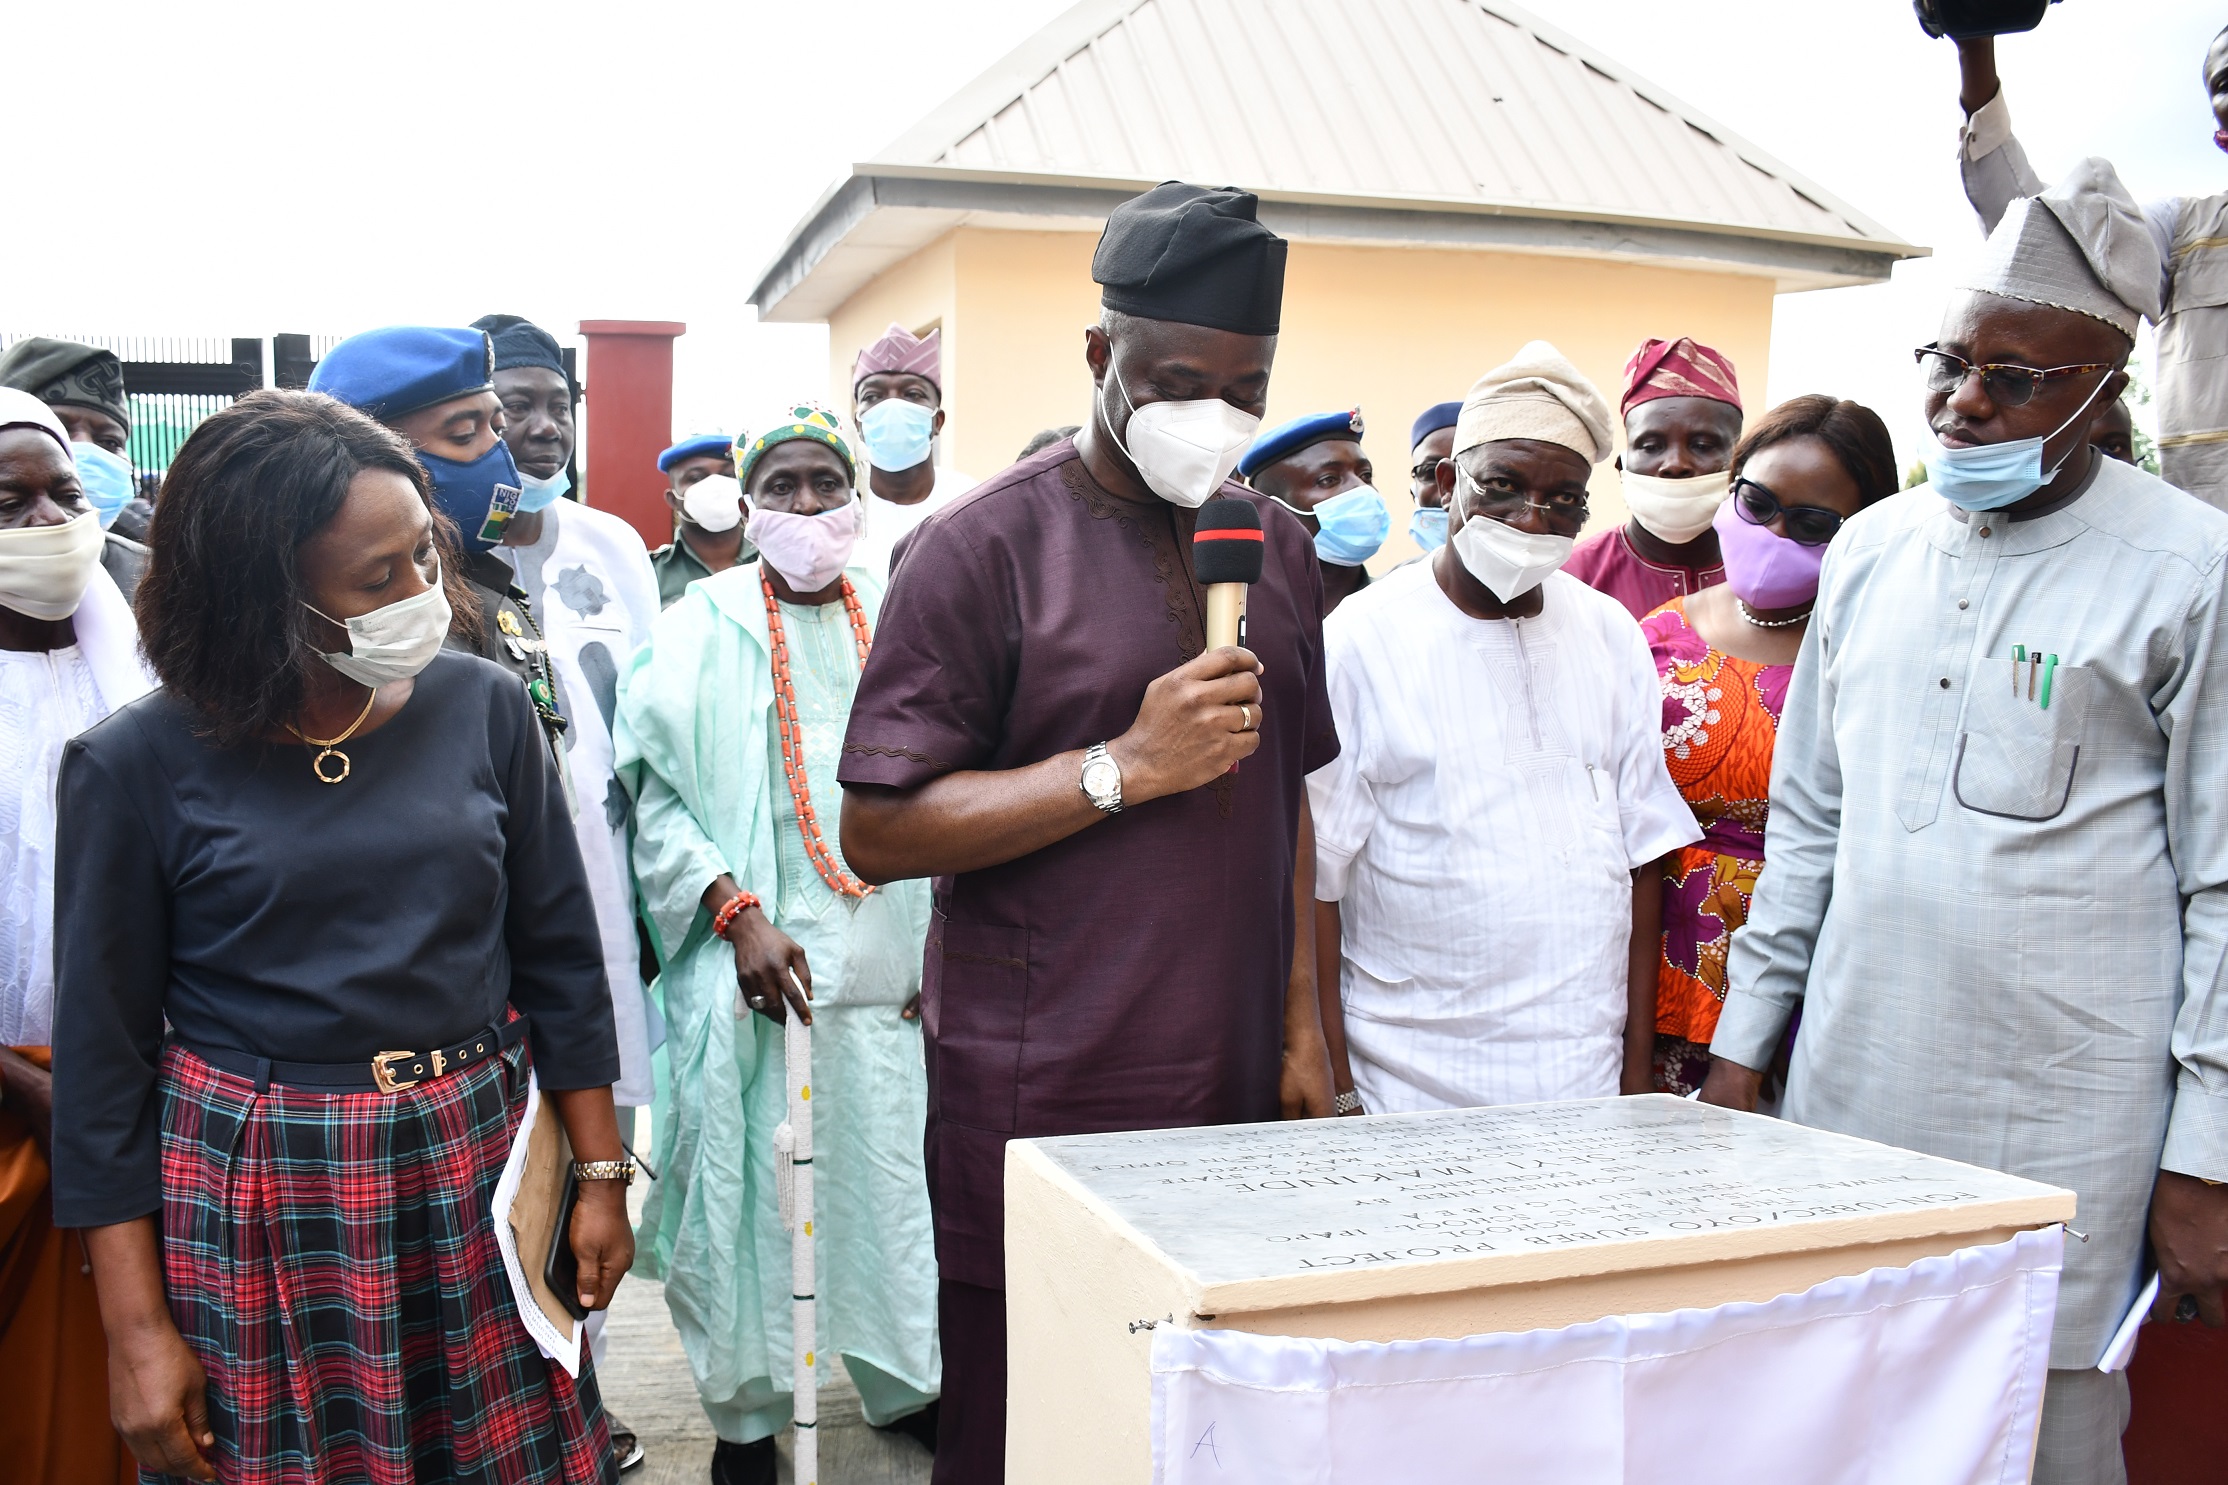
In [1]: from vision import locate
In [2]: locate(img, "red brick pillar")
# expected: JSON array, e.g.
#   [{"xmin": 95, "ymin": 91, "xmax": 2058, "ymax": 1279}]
[{"xmin": 578, "ymin": 320, "xmax": 685, "ymax": 550}]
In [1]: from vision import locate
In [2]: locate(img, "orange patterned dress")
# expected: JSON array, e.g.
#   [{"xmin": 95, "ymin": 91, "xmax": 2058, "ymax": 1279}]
[{"xmin": 1641, "ymin": 598, "xmax": 1791, "ymax": 1095}]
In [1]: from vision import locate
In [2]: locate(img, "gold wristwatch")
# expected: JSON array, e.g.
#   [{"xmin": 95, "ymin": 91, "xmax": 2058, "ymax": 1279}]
[{"xmin": 573, "ymin": 1159, "xmax": 638, "ymax": 1185}]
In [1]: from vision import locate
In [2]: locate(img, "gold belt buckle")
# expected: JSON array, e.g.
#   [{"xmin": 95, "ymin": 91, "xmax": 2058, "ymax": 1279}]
[{"xmin": 372, "ymin": 1049, "xmax": 421, "ymax": 1093}]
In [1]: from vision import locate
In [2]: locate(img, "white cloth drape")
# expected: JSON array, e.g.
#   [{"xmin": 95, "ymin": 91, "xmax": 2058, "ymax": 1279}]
[{"xmin": 1151, "ymin": 1228, "xmax": 2061, "ymax": 1485}]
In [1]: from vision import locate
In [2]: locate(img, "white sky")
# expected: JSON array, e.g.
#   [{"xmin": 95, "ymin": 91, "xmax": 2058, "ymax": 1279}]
[{"xmin": 4, "ymin": 0, "xmax": 2220, "ymax": 471}]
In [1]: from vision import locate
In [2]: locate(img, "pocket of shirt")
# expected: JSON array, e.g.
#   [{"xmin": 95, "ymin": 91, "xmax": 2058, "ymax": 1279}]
[
  {"xmin": 1951, "ymin": 661, "xmax": 2091, "ymax": 823},
  {"xmin": 930, "ymin": 919, "xmax": 1029, "ymax": 1133}
]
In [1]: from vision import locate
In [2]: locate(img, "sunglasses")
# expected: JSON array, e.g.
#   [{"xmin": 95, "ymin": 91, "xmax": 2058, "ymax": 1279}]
[
  {"xmin": 1914, "ymin": 346, "xmax": 2116, "ymax": 409},
  {"xmin": 1733, "ymin": 476, "xmax": 1843, "ymax": 546}
]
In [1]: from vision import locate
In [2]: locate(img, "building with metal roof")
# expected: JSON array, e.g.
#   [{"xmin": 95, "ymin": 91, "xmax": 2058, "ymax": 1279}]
[{"xmin": 751, "ymin": 0, "xmax": 1925, "ymax": 541}]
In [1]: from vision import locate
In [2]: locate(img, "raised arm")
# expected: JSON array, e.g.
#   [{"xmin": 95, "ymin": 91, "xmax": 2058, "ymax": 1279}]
[
  {"xmin": 1954, "ymin": 35, "xmax": 2046, "ymax": 233},
  {"xmin": 1956, "ymin": 33, "xmax": 2000, "ymax": 116}
]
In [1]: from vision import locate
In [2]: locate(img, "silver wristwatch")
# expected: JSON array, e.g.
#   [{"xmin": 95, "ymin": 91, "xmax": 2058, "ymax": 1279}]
[
  {"xmin": 1080, "ymin": 741, "xmax": 1123, "ymax": 814},
  {"xmin": 1333, "ymin": 1090, "xmax": 1365, "ymax": 1116}
]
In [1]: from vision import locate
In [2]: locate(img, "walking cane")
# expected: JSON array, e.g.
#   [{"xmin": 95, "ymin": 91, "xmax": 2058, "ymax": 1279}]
[{"xmin": 775, "ymin": 1010, "xmax": 818, "ymax": 1485}]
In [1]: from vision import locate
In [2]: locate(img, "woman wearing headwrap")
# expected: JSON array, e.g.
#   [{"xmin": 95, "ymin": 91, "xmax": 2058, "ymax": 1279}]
[
  {"xmin": 0, "ymin": 387, "xmax": 154, "ymax": 1485},
  {"xmin": 1565, "ymin": 336, "xmax": 1744, "ymax": 619},
  {"xmin": 51, "ymin": 390, "xmax": 630, "ymax": 1484},
  {"xmin": 1638, "ymin": 396, "xmax": 1895, "ymax": 1097},
  {"xmin": 617, "ymin": 406, "xmax": 938, "ymax": 1485}
]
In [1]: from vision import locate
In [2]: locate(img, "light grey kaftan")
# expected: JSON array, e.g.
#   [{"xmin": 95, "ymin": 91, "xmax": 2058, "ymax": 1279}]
[{"xmin": 1716, "ymin": 455, "xmax": 2228, "ymax": 1367}]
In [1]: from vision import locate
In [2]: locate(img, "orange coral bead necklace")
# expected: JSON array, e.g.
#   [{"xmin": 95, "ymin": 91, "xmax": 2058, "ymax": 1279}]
[{"xmin": 761, "ymin": 571, "xmax": 876, "ymax": 900}]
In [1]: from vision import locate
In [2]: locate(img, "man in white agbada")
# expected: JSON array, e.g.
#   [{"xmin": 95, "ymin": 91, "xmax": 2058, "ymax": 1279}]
[
  {"xmin": 478, "ymin": 315, "xmax": 663, "ymax": 1121},
  {"xmin": 1308, "ymin": 344, "xmax": 1699, "ymax": 1115},
  {"xmin": 616, "ymin": 405, "xmax": 937, "ymax": 1485},
  {"xmin": 0, "ymin": 389, "xmax": 156, "ymax": 1053},
  {"xmin": 847, "ymin": 325, "xmax": 974, "ymax": 581},
  {"xmin": 1703, "ymin": 159, "xmax": 2228, "ymax": 1485}
]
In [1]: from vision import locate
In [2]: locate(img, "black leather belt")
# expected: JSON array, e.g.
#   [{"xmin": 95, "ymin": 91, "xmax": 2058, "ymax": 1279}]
[{"xmin": 178, "ymin": 1017, "xmax": 527, "ymax": 1094}]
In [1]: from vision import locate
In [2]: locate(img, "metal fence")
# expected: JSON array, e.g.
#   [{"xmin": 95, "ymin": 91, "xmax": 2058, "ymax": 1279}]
[{"xmin": 0, "ymin": 331, "xmax": 346, "ymax": 473}]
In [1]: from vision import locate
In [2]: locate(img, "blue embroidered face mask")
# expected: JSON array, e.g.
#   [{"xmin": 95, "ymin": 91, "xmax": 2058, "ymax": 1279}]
[
  {"xmin": 515, "ymin": 465, "xmax": 570, "ymax": 514},
  {"xmin": 1924, "ymin": 374, "xmax": 2115, "ymax": 512},
  {"xmin": 417, "ymin": 440, "xmax": 523, "ymax": 551},
  {"xmin": 1274, "ymin": 484, "xmax": 1389, "ymax": 567},
  {"xmin": 72, "ymin": 442, "xmax": 135, "ymax": 528},
  {"xmin": 858, "ymin": 399, "xmax": 935, "ymax": 472},
  {"xmin": 1408, "ymin": 503, "xmax": 1449, "ymax": 552}
]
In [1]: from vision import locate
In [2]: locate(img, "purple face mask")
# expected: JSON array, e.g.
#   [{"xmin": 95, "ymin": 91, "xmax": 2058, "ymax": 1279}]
[{"xmin": 1713, "ymin": 496, "xmax": 1827, "ymax": 609}]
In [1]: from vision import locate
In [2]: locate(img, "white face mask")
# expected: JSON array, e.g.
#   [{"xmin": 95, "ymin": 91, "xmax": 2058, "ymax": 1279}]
[
  {"xmin": 1450, "ymin": 470, "xmax": 1575, "ymax": 603},
  {"xmin": 682, "ymin": 473, "xmax": 744, "ymax": 533},
  {"xmin": 0, "ymin": 509, "xmax": 106, "ymax": 620},
  {"xmin": 305, "ymin": 563, "xmax": 453, "ymax": 689},
  {"xmin": 1618, "ymin": 467, "xmax": 1730, "ymax": 545},
  {"xmin": 1105, "ymin": 360, "xmax": 1261, "ymax": 508}
]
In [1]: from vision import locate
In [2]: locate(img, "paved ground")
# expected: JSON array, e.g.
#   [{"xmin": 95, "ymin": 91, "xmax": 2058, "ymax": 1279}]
[{"xmin": 595, "ymin": 1151, "xmax": 933, "ymax": 1484}]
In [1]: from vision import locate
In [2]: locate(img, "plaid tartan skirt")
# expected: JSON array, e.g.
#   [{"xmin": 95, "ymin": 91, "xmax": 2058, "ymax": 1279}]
[{"xmin": 152, "ymin": 1038, "xmax": 616, "ymax": 1485}]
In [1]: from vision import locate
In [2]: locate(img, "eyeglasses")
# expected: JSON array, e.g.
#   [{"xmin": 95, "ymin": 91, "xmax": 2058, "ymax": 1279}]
[
  {"xmin": 1914, "ymin": 346, "xmax": 2117, "ymax": 408},
  {"xmin": 1461, "ymin": 469, "xmax": 1589, "ymax": 533},
  {"xmin": 1732, "ymin": 476, "xmax": 1843, "ymax": 546},
  {"xmin": 1410, "ymin": 459, "xmax": 1445, "ymax": 486}
]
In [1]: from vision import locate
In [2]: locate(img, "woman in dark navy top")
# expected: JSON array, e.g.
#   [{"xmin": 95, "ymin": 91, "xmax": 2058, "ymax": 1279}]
[{"xmin": 50, "ymin": 391, "xmax": 631, "ymax": 1485}]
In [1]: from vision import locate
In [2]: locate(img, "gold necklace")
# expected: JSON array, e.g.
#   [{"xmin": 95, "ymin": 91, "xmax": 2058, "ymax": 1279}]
[{"xmin": 287, "ymin": 687, "xmax": 379, "ymax": 784}]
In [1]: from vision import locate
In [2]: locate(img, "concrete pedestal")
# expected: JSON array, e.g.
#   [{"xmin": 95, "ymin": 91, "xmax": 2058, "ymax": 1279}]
[{"xmin": 1005, "ymin": 1095, "xmax": 2073, "ymax": 1482}]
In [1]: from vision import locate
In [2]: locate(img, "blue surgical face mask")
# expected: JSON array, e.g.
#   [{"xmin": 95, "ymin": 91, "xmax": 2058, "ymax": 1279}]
[
  {"xmin": 1273, "ymin": 483, "xmax": 1389, "ymax": 567},
  {"xmin": 859, "ymin": 398, "xmax": 935, "ymax": 472},
  {"xmin": 417, "ymin": 439, "xmax": 523, "ymax": 551},
  {"xmin": 1408, "ymin": 503, "xmax": 1449, "ymax": 552},
  {"xmin": 516, "ymin": 465, "xmax": 570, "ymax": 514},
  {"xmin": 73, "ymin": 442, "xmax": 135, "ymax": 528},
  {"xmin": 1924, "ymin": 374, "xmax": 2115, "ymax": 512}
]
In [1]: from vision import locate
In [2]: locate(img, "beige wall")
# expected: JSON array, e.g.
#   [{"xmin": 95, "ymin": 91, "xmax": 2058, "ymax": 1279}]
[{"xmin": 824, "ymin": 228, "xmax": 1777, "ymax": 566}]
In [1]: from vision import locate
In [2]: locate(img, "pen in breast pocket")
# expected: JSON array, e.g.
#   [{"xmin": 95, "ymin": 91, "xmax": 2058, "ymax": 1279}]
[
  {"xmin": 2029, "ymin": 650, "xmax": 2040, "ymax": 701},
  {"xmin": 2012, "ymin": 644, "xmax": 2026, "ymax": 694},
  {"xmin": 2041, "ymin": 654, "xmax": 2059, "ymax": 710}
]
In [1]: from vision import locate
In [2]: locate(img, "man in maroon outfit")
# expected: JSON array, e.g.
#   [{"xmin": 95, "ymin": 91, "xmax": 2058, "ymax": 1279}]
[{"xmin": 838, "ymin": 182, "xmax": 1339, "ymax": 1484}]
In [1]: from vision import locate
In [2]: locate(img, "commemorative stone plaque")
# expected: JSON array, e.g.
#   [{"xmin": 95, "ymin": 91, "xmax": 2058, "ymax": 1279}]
[{"xmin": 1004, "ymin": 1095, "xmax": 2071, "ymax": 1482}]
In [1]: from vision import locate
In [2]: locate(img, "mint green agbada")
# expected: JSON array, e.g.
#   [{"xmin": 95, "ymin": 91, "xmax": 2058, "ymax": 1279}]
[{"xmin": 615, "ymin": 560, "xmax": 937, "ymax": 1443}]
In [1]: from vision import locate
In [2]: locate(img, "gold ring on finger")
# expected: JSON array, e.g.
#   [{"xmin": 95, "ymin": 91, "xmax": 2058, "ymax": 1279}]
[{"xmin": 1239, "ymin": 703, "xmax": 1255, "ymax": 733}]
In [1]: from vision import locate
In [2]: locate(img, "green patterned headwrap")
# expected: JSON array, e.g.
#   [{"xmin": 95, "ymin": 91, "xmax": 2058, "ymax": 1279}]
[{"xmin": 735, "ymin": 403, "xmax": 856, "ymax": 487}]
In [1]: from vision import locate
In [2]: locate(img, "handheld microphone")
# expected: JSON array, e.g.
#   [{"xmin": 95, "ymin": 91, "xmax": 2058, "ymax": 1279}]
[{"xmin": 1193, "ymin": 497, "xmax": 1265, "ymax": 651}]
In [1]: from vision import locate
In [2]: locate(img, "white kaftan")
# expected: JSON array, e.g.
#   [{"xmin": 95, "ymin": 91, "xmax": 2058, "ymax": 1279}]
[
  {"xmin": 501, "ymin": 500, "xmax": 663, "ymax": 1104},
  {"xmin": 1308, "ymin": 562, "xmax": 1698, "ymax": 1112},
  {"xmin": 855, "ymin": 466, "xmax": 975, "ymax": 582},
  {"xmin": 0, "ymin": 568, "xmax": 154, "ymax": 1045}
]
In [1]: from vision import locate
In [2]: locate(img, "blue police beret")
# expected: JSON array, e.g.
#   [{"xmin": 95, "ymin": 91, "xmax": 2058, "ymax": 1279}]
[
  {"xmin": 308, "ymin": 327, "xmax": 493, "ymax": 423},
  {"xmin": 658, "ymin": 434, "xmax": 735, "ymax": 474},
  {"xmin": 1410, "ymin": 400, "xmax": 1462, "ymax": 450},
  {"xmin": 1239, "ymin": 408, "xmax": 1364, "ymax": 480}
]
